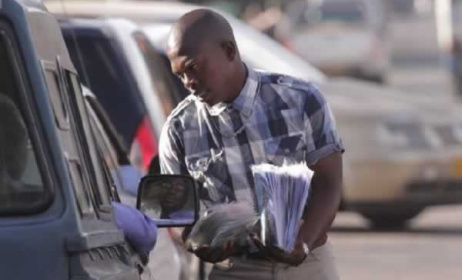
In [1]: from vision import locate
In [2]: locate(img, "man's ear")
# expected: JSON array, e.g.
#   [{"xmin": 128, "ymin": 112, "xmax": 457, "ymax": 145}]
[{"xmin": 221, "ymin": 41, "xmax": 237, "ymax": 61}]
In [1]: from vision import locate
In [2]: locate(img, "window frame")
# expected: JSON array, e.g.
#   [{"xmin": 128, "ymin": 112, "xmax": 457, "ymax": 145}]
[
  {"xmin": 0, "ymin": 20, "xmax": 54, "ymax": 216},
  {"xmin": 62, "ymin": 68, "xmax": 114, "ymax": 216},
  {"xmin": 42, "ymin": 62, "xmax": 70, "ymax": 131},
  {"xmin": 86, "ymin": 99, "xmax": 123, "ymax": 202},
  {"xmin": 43, "ymin": 59, "xmax": 97, "ymax": 219}
]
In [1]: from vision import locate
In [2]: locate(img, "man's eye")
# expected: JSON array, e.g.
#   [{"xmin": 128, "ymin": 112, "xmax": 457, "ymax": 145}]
[{"xmin": 188, "ymin": 64, "xmax": 200, "ymax": 72}]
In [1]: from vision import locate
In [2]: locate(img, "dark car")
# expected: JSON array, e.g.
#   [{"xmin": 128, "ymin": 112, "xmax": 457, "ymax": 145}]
[
  {"xmin": 60, "ymin": 18, "xmax": 180, "ymax": 173},
  {"xmin": 0, "ymin": 1, "xmax": 146, "ymax": 278}
]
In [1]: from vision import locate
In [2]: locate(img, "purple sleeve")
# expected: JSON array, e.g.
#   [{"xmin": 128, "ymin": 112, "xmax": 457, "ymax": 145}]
[{"xmin": 112, "ymin": 202, "xmax": 158, "ymax": 254}]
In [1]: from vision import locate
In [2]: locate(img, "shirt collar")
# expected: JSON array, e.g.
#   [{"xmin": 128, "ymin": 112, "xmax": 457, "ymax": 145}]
[{"xmin": 206, "ymin": 65, "xmax": 259, "ymax": 117}]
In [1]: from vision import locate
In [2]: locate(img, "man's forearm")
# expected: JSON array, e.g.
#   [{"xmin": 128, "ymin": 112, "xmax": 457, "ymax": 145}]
[{"xmin": 300, "ymin": 153, "xmax": 343, "ymax": 250}]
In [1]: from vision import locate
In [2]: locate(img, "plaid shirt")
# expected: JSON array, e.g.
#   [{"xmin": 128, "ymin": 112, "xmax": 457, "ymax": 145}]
[{"xmin": 159, "ymin": 67, "xmax": 344, "ymax": 206}]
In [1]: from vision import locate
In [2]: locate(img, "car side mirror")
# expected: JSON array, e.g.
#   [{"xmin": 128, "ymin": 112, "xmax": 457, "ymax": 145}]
[{"xmin": 136, "ymin": 175, "xmax": 199, "ymax": 227}]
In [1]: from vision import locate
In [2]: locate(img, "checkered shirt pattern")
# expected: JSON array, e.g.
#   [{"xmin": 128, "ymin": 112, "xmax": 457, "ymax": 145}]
[{"xmin": 159, "ymin": 67, "xmax": 344, "ymax": 206}]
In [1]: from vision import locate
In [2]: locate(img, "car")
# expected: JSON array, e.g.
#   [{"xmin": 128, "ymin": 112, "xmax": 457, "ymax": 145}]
[
  {"xmin": 46, "ymin": 0, "xmax": 462, "ymax": 229},
  {"xmin": 59, "ymin": 18, "xmax": 174, "ymax": 173},
  {"xmin": 0, "ymin": 0, "xmax": 199, "ymax": 279},
  {"xmin": 286, "ymin": 0, "xmax": 390, "ymax": 83}
]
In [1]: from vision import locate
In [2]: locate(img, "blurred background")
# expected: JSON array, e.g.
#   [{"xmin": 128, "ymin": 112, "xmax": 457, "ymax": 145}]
[{"xmin": 45, "ymin": 0, "xmax": 462, "ymax": 279}]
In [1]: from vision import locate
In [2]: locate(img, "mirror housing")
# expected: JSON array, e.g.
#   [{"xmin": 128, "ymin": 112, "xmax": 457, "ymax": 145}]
[{"xmin": 136, "ymin": 175, "xmax": 199, "ymax": 227}]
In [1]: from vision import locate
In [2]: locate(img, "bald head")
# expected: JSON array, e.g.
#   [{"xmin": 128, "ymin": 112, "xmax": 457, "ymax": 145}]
[
  {"xmin": 166, "ymin": 9, "xmax": 246, "ymax": 106},
  {"xmin": 167, "ymin": 9, "xmax": 236, "ymax": 57}
]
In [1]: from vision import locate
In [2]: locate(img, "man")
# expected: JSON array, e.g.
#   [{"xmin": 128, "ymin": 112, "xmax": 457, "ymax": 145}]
[
  {"xmin": 160, "ymin": 9, "xmax": 343, "ymax": 280},
  {"xmin": 158, "ymin": 179, "xmax": 194, "ymax": 220}
]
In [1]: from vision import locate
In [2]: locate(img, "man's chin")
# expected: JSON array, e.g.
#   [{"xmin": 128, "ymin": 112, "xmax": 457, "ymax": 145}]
[
  {"xmin": 204, "ymin": 99, "xmax": 218, "ymax": 106},
  {"xmin": 198, "ymin": 95, "xmax": 216, "ymax": 106}
]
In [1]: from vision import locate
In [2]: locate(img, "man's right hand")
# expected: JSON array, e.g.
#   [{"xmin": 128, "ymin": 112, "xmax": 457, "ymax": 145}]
[{"xmin": 188, "ymin": 241, "xmax": 234, "ymax": 263}]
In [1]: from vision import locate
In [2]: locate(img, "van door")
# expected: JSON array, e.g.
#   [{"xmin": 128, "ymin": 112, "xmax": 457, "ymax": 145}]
[
  {"xmin": 0, "ymin": 16, "xmax": 70, "ymax": 280},
  {"xmin": 60, "ymin": 65, "xmax": 143, "ymax": 279}
]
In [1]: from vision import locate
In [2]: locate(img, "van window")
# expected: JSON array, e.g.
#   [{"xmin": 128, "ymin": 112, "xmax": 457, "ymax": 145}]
[
  {"xmin": 87, "ymin": 102, "xmax": 124, "ymax": 194},
  {"xmin": 65, "ymin": 71, "xmax": 112, "ymax": 209},
  {"xmin": 43, "ymin": 65, "xmax": 96, "ymax": 216},
  {"xmin": 66, "ymin": 156, "xmax": 94, "ymax": 215},
  {"xmin": 43, "ymin": 71, "xmax": 70, "ymax": 130},
  {"xmin": 0, "ymin": 25, "xmax": 51, "ymax": 214}
]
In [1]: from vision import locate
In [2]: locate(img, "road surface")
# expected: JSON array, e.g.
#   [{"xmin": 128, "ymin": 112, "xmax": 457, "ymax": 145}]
[{"xmin": 331, "ymin": 206, "xmax": 462, "ymax": 280}]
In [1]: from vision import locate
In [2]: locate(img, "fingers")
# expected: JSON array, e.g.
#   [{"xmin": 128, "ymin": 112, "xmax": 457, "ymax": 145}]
[
  {"xmin": 250, "ymin": 233, "xmax": 264, "ymax": 250},
  {"xmin": 295, "ymin": 220, "xmax": 305, "ymax": 244},
  {"xmin": 192, "ymin": 242, "xmax": 234, "ymax": 263},
  {"xmin": 249, "ymin": 233, "xmax": 288, "ymax": 263},
  {"xmin": 223, "ymin": 240, "xmax": 235, "ymax": 256},
  {"xmin": 193, "ymin": 245, "xmax": 210, "ymax": 260},
  {"xmin": 184, "ymin": 241, "xmax": 199, "ymax": 253},
  {"xmin": 249, "ymin": 227, "xmax": 308, "ymax": 267},
  {"xmin": 194, "ymin": 245, "xmax": 211, "ymax": 256},
  {"xmin": 207, "ymin": 247, "xmax": 228, "ymax": 263}
]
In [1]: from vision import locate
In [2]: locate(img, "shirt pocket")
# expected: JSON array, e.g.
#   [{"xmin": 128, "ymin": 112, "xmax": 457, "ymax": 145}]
[
  {"xmin": 185, "ymin": 148, "xmax": 233, "ymax": 204},
  {"xmin": 265, "ymin": 132, "xmax": 307, "ymax": 166}
]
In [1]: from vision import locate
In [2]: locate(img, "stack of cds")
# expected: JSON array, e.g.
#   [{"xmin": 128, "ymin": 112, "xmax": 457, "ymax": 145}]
[
  {"xmin": 252, "ymin": 163, "xmax": 313, "ymax": 252},
  {"xmin": 186, "ymin": 163, "xmax": 312, "ymax": 254}
]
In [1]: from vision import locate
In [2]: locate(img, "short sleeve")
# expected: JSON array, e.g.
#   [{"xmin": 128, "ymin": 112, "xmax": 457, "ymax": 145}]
[
  {"xmin": 303, "ymin": 85, "xmax": 344, "ymax": 166},
  {"xmin": 159, "ymin": 120, "xmax": 189, "ymax": 175}
]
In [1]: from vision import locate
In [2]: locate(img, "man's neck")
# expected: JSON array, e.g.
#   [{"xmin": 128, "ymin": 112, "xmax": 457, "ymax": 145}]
[{"xmin": 225, "ymin": 62, "xmax": 247, "ymax": 103}]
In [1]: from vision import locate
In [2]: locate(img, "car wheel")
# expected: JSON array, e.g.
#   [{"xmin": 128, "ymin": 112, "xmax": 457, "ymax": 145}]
[{"xmin": 359, "ymin": 207, "xmax": 424, "ymax": 230}]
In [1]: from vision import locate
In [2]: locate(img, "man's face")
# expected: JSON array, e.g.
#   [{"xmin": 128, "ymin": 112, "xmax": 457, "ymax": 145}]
[
  {"xmin": 159, "ymin": 180, "xmax": 189, "ymax": 211},
  {"xmin": 168, "ymin": 41, "xmax": 232, "ymax": 106}
]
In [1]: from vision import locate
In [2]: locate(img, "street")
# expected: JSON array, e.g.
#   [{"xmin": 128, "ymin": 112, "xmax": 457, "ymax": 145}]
[{"xmin": 331, "ymin": 206, "xmax": 462, "ymax": 280}]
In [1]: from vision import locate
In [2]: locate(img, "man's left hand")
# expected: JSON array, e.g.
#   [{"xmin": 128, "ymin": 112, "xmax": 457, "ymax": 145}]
[{"xmin": 251, "ymin": 221, "xmax": 307, "ymax": 266}]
